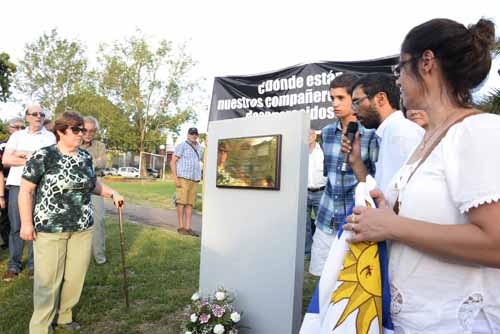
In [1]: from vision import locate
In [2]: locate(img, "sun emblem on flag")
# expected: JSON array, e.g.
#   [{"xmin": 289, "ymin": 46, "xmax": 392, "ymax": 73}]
[{"xmin": 330, "ymin": 240, "xmax": 383, "ymax": 334}]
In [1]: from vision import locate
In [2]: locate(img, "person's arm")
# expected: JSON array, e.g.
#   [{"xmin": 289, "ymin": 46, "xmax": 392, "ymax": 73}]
[
  {"xmin": 346, "ymin": 191, "xmax": 500, "ymax": 268},
  {"xmin": 2, "ymin": 149, "xmax": 28, "ymax": 167},
  {"xmin": 19, "ymin": 179, "xmax": 37, "ymax": 240},
  {"xmin": 341, "ymin": 132, "xmax": 369, "ymax": 182},
  {"xmin": 93, "ymin": 143, "xmax": 106, "ymax": 169},
  {"xmin": 93, "ymin": 179, "xmax": 124, "ymax": 207},
  {"xmin": 0, "ymin": 171, "xmax": 5, "ymax": 209},
  {"xmin": 170, "ymin": 155, "xmax": 181, "ymax": 188}
]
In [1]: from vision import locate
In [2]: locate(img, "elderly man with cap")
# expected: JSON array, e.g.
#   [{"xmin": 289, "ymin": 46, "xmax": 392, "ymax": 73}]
[
  {"xmin": 2, "ymin": 105, "xmax": 56, "ymax": 281},
  {"xmin": 170, "ymin": 127, "xmax": 203, "ymax": 236}
]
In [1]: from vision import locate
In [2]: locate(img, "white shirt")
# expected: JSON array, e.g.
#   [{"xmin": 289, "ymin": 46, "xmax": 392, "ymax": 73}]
[
  {"xmin": 5, "ymin": 127, "xmax": 56, "ymax": 186},
  {"xmin": 375, "ymin": 110, "xmax": 424, "ymax": 195},
  {"xmin": 385, "ymin": 113, "xmax": 500, "ymax": 334},
  {"xmin": 308, "ymin": 143, "xmax": 327, "ymax": 189}
]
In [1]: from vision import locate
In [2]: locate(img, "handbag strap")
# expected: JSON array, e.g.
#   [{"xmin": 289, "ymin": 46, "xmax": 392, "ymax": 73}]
[
  {"xmin": 185, "ymin": 140, "xmax": 200, "ymax": 159},
  {"xmin": 393, "ymin": 110, "xmax": 481, "ymax": 214}
]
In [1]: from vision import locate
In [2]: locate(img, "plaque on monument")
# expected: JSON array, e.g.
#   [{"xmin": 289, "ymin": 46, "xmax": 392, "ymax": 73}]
[{"xmin": 216, "ymin": 134, "xmax": 281, "ymax": 190}]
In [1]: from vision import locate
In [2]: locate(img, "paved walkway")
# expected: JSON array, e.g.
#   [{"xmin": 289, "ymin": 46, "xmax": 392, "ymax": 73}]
[{"xmin": 104, "ymin": 201, "xmax": 203, "ymax": 235}]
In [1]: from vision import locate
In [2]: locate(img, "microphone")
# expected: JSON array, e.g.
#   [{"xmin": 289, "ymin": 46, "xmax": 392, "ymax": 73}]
[{"xmin": 341, "ymin": 122, "xmax": 359, "ymax": 174}]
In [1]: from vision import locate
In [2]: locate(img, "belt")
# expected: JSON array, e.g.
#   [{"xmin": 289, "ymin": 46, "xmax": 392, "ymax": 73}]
[{"xmin": 308, "ymin": 186, "xmax": 325, "ymax": 192}]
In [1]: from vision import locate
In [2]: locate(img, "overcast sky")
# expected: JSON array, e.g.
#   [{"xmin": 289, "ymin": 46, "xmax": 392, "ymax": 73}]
[{"xmin": 1, "ymin": 0, "xmax": 499, "ymax": 131}]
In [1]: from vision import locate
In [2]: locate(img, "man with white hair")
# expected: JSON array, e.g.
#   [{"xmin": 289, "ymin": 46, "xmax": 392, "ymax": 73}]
[
  {"xmin": 2, "ymin": 105, "xmax": 56, "ymax": 281},
  {"xmin": 81, "ymin": 115, "xmax": 108, "ymax": 264}
]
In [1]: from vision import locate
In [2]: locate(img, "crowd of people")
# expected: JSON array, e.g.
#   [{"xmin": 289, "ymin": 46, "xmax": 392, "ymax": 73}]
[
  {"xmin": 0, "ymin": 108, "xmax": 124, "ymax": 334},
  {"xmin": 306, "ymin": 17, "xmax": 500, "ymax": 333},
  {"xmin": 0, "ymin": 15, "xmax": 499, "ymax": 334}
]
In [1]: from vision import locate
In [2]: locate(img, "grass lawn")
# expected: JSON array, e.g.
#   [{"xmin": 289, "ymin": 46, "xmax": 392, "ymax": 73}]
[
  {"xmin": 0, "ymin": 219, "xmax": 318, "ymax": 333},
  {"xmin": 102, "ymin": 178, "xmax": 203, "ymax": 212}
]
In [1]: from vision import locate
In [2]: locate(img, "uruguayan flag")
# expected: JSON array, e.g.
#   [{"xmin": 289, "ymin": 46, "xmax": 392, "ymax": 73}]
[{"xmin": 301, "ymin": 176, "xmax": 393, "ymax": 334}]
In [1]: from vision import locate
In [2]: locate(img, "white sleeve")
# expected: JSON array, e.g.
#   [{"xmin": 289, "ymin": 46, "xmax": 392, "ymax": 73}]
[
  {"xmin": 5, "ymin": 131, "xmax": 19, "ymax": 151},
  {"xmin": 443, "ymin": 113, "xmax": 500, "ymax": 214}
]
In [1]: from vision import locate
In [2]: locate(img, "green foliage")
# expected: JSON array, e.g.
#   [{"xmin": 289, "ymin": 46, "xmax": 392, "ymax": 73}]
[
  {"xmin": 16, "ymin": 28, "xmax": 88, "ymax": 112},
  {"xmin": 97, "ymin": 31, "xmax": 203, "ymax": 155},
  {"xmin": 55, "ymin": 90, "xmax": 137, "ymax": 150},
  {"xmin": 0, "ymin": 52, "xmax": 17, "ymax": 102},
  {"xmin": 478, "ymin": 88, "xmax": 500, "ymax": 115},
  {"xmin": 0, "ymin": 121, "xmax": 9, "ymax": 142}
]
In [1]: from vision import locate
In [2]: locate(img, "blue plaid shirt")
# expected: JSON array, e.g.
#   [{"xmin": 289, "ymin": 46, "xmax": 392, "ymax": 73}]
[
  {"xmin": 315, "ymin": 120, "xmax": 379, "ymax": 235},
  {"xmin": 174, "ymin": 141, "xmax": 203, "ymax": 181}
]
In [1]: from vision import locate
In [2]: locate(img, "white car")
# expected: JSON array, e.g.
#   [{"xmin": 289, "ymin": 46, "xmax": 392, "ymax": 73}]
[
  {"xmin": 103, "ymin": 167, "xmax": 118, "ymax": 176},
  {"xmin": 117, "ymin": 167, "xmax": 140, "ymax": 178}
]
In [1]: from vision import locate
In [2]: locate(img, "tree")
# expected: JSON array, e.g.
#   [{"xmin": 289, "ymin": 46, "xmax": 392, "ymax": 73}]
[
  {"xmin": 97, "ymin": 31, "xmax": 203, "ymax": 172},
  {"xmin": 477, "ymin": 37, "xmax": 500, "ymax": 114},
  {"xmin": 0, "ymin": 52, "xmax": 17, "ymax": 102},
  {"xmin": 16, "ymin": 28, "xmax": 88, "ymax": 112},
  {"xmin": 55, "ymin": 89, "xmax": 137, "ymax": 150}
]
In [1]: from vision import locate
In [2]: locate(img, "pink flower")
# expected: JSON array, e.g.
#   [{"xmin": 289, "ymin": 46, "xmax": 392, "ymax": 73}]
[
  {"xmin": 211, "ymin": 304, "xmax": 225, "ymax": 318},
  {"xmin": 199, "ymin": 313, "xmax": 211, "ymax": 324}
]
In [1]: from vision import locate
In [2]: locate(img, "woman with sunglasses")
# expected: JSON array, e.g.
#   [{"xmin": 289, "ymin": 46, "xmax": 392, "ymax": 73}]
[
  {"xmin": 344, "ymin": 19, "xmax": 500, "ymax": 333},
  {"xmin": 18, "ymin": 112, "xmax": 124, "ymax": 334}
]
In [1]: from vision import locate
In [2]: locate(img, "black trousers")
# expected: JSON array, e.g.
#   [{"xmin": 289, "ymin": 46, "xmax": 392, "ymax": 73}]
[{"xmin": 0, "ymin": 189, "xmax": 10, "ymax": 248}]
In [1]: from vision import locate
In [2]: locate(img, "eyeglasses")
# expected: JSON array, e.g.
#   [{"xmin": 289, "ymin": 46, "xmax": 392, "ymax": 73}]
[
  {"xmin": 27, "ymin": 112, "xmax": 46, "ymax": 118},
  {"xmin": 392, "ymin": 57, "xmax": 420, "ymax": 79},
  {"xmin": 67, "ymin": 126, "xmax": 88, "ymax": 135},
  {"xmin": 352, "ymin": 95, "xmax": 370, "ymax": 110},
  {"xmin": 10, "ymin": 125, "xmax": 26, "ymax": 130}
]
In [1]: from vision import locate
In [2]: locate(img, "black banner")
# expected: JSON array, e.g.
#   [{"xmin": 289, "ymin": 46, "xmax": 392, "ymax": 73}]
[{"xmin": 209, "ymin": 56, "xmax": 398, "ymax": 130}]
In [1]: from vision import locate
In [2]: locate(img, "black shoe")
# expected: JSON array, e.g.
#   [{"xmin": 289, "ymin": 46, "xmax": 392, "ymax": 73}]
[{"xmin": 57, "ymin": 322, "xmax": 81, "ymax": 331}]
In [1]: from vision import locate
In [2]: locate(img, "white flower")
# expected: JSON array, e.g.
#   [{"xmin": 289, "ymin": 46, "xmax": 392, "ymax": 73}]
[
  {"xmin": 191, "ymin": 292, "xmax": 200, "ymax": 301},
  {"xmin": 190, "ymin": 313, "xmax": 198, "ymax": 322},
  {"xmin": 185, "ymin": 332, "xmax": 193, "ymax": 334},
  {"xmin": 230, "ymin": 312, "xmax": 241, "ymax": 323},
  {"xmin": 215, "ymin": 291, "xmax": 226, "ymax": 301},
  {"xmin": 213, "ymin": 324, "xmax": 225, "ymax": 334}
]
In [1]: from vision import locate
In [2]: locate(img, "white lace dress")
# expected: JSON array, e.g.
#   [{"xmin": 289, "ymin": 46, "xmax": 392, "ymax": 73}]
[{"xmin": 384, "ymin": 113, "xmax": 500, "ymax": 334}]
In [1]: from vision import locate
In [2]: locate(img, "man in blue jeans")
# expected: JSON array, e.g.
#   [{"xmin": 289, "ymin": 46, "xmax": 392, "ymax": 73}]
[
  {"xmin": 305, "ymin": 129, "xmax": 326, "ymax": 258},
  {"xmin": 2, "ymin": 105, "xmax": 56, "ymax": 281}
]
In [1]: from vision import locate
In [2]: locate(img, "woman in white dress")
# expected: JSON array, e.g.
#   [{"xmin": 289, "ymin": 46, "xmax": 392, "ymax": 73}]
[{"xmin": 344, "ymin": 18, "xmax": 500, "ymax": 334}]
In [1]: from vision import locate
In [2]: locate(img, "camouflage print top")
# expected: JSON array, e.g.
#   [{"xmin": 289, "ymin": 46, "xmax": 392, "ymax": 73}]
[{"xmin": 22, "ymin": 144, "xmax": 97, "ymax": 233}]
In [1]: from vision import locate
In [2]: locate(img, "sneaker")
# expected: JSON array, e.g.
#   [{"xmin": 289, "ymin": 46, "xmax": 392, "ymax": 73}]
[
  {"xmin": 186, "ymin": 229, "xmax": 198, "ymax": 237},
  {"xmin": 2, "ymin": 270, "xmax": 19, "ymax": 282},
  {"xmin": 28, "ymin": 269, "xmax": 34, "ymax": 280},
  {"xmin": 177, "ymin": 227, "xmax": 185, "ymax": 234},
  {"xmin": 95, "ymin": 259, "xmax": 107, "ymax": 265},
  {"xmin": 57, "ymin": 322, "xmax": 81, "ymax": 331}
]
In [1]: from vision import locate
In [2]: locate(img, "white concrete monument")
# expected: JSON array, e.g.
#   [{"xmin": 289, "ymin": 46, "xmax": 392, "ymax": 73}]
[{"xmin": 200, "ymin": 111, "xmax": 310, "ymax": 334}]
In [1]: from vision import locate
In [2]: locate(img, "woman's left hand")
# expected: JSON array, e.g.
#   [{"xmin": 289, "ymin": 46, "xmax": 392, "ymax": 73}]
[
  {"xmin": 20, "ymin": 224, "xmax": 36, "ymax": 241},
  {"xmin": 112, "ymin": 193, "xmax": 125, "ymax": 208},
  {"xmin": 344, "ymin": 205, "xmax": 399, "ymax": 243}
]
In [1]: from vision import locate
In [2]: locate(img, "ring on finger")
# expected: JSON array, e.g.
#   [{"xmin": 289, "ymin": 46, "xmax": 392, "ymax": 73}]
[{"xmin": 351, "ymin": 214, "xmax": 357, "ymax": 224}]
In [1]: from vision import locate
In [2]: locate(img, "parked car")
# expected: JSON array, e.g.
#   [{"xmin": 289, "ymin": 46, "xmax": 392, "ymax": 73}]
[
  {"xmin": 95, "ymin": 168, "xmax": 106, "ymax": 177},
  {"xmin": 103, "ymin": 167, "xmax": 117, "ymax": 176},
  {"xmin": 117, "ymin": 167, "xmax": 140, "ymax": 178},
  {"xmin": 147, "ymin": 168, "xmax": 160, "ymax": 178}
]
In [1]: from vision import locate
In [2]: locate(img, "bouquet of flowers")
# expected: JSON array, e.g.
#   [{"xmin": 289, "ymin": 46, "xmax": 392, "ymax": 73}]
[{"xmin": 183, "ymin": 287, "xmax": 244, "ymax": 334}]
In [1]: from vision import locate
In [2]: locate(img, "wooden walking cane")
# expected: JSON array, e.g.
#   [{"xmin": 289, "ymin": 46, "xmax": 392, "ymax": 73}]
[{"xmin": 118, "ymin": 205, "xmax": 130, "ymax": 308}]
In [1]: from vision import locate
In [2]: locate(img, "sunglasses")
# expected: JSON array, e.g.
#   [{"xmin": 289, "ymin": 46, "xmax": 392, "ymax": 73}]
[
  {"xmin": 10, "ymin": 125, "xmax": 26, "ymax": 130},
  {"xmin": 27, "ymin": 112, "xmax": 46, "ymax": 118},
  {"xmin": 67, "ymin": 126, "xmax": 88, "ymax": 135}
]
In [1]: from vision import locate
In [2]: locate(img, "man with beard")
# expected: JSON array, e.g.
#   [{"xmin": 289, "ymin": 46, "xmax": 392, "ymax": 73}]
[{"xmin": 346, "ymin": 73, "xmax": 424, "ymax": 194}]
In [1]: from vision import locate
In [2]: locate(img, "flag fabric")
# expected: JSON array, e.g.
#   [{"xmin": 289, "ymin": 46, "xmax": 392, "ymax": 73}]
[{"xmin": 301, "ymin": 176, "xmax": 393, "ymax": 334}]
